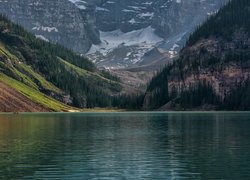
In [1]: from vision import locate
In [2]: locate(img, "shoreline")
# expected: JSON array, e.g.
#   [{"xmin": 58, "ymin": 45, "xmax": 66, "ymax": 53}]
[{"xmin": 0, "ymin": 111, "xmax": 250, "ymax": 115}]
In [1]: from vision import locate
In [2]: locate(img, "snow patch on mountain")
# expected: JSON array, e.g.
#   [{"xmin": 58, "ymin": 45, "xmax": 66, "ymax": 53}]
[
  {"xmin": 68, "ymin": 0, "xmax": 87, "ymax": 10},
  {"xmin": 32, "ymin": 26, "xmax": 58, "ymax": 33},
  {"xmin": 35, "ymin": 35, "xmax": 49, "ymax": 42},
  {"xmin": 88, "ymin": 26, "xmax": 163, "ymax": 55},
  {"xmin": 96, "ymin": 7, "xmax": 109, "ymax": 12},
  {"xmin": 138, "ymin": 12, "xmax": 154, "ymax": 19},
  {"xmin": 87, "ymin": 26, "xmax": 164, "ymax": 68}
]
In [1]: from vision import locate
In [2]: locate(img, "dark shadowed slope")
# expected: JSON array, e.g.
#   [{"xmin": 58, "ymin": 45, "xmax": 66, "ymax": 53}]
[{"xmin": 144, "ymin": 0, "xmax": 250, "ymax": 110}]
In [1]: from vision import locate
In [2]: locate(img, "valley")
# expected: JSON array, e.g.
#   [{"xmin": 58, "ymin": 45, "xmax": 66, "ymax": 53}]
[
  {"xmin": 0, "ymin": 2, "xmax": 250, "ymax": 180},
  {"xmin": 0, "ymin": 0, "xmax": 249, "ymax": 111}
]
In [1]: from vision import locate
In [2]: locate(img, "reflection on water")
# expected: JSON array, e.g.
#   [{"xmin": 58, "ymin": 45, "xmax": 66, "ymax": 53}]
[{"xmin": 0, "ymin": 113, "xmax": 250, "ymax": 179}]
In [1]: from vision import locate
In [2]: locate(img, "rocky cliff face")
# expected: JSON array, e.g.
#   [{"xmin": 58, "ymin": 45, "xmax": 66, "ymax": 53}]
[
  {"xmin": 95, "ymin": 0, "xmax": 226, "ymax": 38},
  {"xmin": 0, "ymin": 0, "xmax": 100, "ymax": 54},
  {"xmin": 0, "ymin": 0, "xmax": 228, "ymax": 68},
  {"xmin": 89, "ymin": 0, "xmax": 228, "ymax": 68}
]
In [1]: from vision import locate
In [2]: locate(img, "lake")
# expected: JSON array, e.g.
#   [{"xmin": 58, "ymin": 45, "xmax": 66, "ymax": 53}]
[{"xmin": 0, "ymin": 112, "xmax": 250, "ymax": 179}]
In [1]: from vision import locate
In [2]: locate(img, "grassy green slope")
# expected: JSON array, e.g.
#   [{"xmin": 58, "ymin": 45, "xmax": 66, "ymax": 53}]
[
  {"xmin": 0, "ymin": 15, "xmax": 122, "ymax": 110},
  {"xmin": 0, "ymin": 43, "xmax": 73, "ymax": 111},
  {"xmin": 0, "ymin": 44, "xmax": 61, "ymax": 93},
  {"xmin": 0, "ymin": 73, "xmax": 72, "ymax": 112}
]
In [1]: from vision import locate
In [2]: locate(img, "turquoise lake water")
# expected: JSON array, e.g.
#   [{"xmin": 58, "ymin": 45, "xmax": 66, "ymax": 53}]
[{"xmin": 0, "ymin": 112, "xmax": 250, "ymax": 179}]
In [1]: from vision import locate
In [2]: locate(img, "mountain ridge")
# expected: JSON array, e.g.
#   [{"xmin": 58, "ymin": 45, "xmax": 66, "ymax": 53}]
[
  {"xmin": 0, "ymin": 0, "xmax": 228, "ymax": 68},
  {"xmin": 142, "ymin": 0, "xmax": 250, "ymax": 110}
]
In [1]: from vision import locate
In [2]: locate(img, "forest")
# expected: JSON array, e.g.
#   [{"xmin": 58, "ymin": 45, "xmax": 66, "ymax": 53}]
[
  {"xmin": 0, "ymin": 15, "xmax": 122, "ymax": 108},
  {"xmin": 135, "ymin": 0, "xmax": 250, "ymax": 110}
]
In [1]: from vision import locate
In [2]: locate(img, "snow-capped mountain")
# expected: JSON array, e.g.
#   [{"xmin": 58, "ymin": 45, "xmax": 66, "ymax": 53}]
[
  {"xmin": 0, "ymin": 0, "xmax": 228, "ymax": 69},
  {"xmin": 87, "ymin": 26, "xmax": 164, "ymax": 68},
  {"xmin": 90, "ymin": 0, "xmax": 228, "ymax": 68}
]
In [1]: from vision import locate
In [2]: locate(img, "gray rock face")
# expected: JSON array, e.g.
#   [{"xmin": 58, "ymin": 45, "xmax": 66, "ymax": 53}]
[
  {"xmin": 152, "ymin": 0, "xmax": 226, "ymax": 37},
  {"xmin": 0, "ymin": 0, "xmax": 228, "ymax": 68},
  {"xmin": 95, "ymin": 0, "xmax": 153, "ymax": 32},
  {"xmin": 95, "ymin": 0, "xmax": 227, "ymax": 45},
  {"xmin": 89, "ymin": 0, "xmax": 228, "ymax": 68},
  {"xmin": 0, "ymin": 0, "xmax": 100, "ymax": 53}
]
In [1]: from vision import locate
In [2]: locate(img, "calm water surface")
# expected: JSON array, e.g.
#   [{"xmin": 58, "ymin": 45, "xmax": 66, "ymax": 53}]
[{"xmin": 0, "ymin": 112, "xmax": 250, "ymax": 179}]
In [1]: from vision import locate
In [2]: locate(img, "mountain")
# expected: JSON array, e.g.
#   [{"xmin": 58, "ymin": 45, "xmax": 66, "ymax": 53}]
[
  {"xmin": 0, "ymin": 0, "xmax": 100, "ymax": 54},
  {"xmin": 143, "ymin": 0, "xmax": 250, "ymax": 110},
  {"xmin": 0, "ymin": 15, "xmax": 121, "ymax": 112},
  {"xmin": 0, "ymin": 0, "xmax": 227, "ymax": 69},
  {"xmin": 89, "ymin": 0, "xmax": 228, "ymax": 68}
]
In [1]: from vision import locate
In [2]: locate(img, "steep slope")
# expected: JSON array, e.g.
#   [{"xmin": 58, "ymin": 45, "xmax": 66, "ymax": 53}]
[
  {"xmin": 0, "ymin": 81, "xmax": 49, "ymax": 112},
  {"xmin": 0, "ymin": 16, "xmax": 121, "ymax": 111},
  {"xmin": 0, "ymin": 74, "xmax": 71, "ymax": 112},
  {"xmin": 143, "ymin": 0, "xmax": 250, "ymax": 110}
]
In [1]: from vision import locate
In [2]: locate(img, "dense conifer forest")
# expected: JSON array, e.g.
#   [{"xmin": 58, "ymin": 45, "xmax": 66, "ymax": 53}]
[{"xmin": 141, "ymin": 0, "xmax": 250, "ymax": 110}]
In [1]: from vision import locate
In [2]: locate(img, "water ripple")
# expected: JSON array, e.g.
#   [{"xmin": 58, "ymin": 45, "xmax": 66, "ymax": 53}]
[{"xmin": 0, "ymin": 112, "xmax": 250, "ymax": 179}]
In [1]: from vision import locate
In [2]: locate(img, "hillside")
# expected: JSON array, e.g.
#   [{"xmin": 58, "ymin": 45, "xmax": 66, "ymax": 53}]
[
  {"xmin": 0, "ymin": 81, "xmax": 49, "ymax": 112},
  {"xmin": 143, "ymin": 0, "xmax": 250, "ymax": 110},
  {"xmin": 0, "ymin": 15, "xmax": 122, "ymax": 112}
]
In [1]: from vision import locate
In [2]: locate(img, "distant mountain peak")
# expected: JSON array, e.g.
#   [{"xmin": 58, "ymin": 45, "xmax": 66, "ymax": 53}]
[{"xmin": 0, "ymin": 0, "xmax": 228, "ymax": 68}]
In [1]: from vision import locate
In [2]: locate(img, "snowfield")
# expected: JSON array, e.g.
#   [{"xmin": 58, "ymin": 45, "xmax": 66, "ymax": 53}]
[
  {"xmin": 68, "ymin": 0, "xmax": 87, "ymax": 10},
  {"xmin": 87, "ymin": 26, "xmax": 163, "ymax": 66}
]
